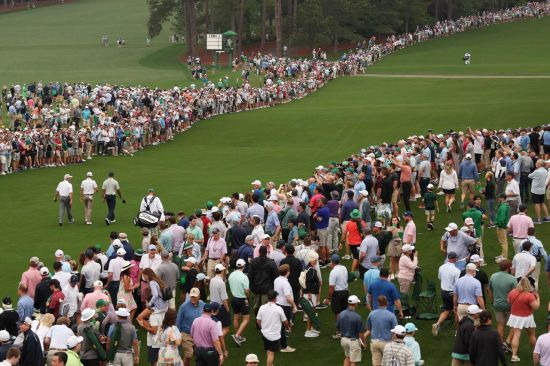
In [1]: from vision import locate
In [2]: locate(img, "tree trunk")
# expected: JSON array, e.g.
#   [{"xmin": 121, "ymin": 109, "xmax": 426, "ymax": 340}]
[
  {"xmin": 184, "ymin": 0, "xmax": 192, "ymax": 56},
  {"xmin": 274, "ymin": 0, "xmax": 283, "ymax": 56},
  {"xmin": 237, "ymin": 0, "xmax": 244, "ymax": 55},
  {"xmin": 292, "ymin": 0, "xmax": 297, "ymax": 37},
  {"xmin": 261, "ymin": 0, "xmax": 267, "ymax": 49},
  {"xmin": 186, "ymin": 0, "xmax": 198, "ymax": 56},
  {"xmin": 333, "ymin": 34, "xmax": 338, "ymax": 54},
  {"xmin": 447, "ymin": 0, "xmax": 452, "ymax": 20},
  {"xmin": 287, "ymin": 0, "xmax": 292, "ymax": 35},
  {"xmin": 434, "ymin": 0, "xmax": 439, "ymax": 21}
]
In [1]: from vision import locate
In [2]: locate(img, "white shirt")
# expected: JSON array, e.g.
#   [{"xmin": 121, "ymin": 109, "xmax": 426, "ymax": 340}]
[
  {"xmin": 140, "ymin": 195, "xmax": 165, "ymax": 221},
  {"xmin": 62, "ymin": 284, "xmax": 79, "ymax": 317},
  {"xmin": 329, "ymin": 264, "xmax": 348, "ymax": 291},
  {"xmin": 512, "ymin": 251, "xmax": 536, "ymax": 278},
  {"xmin": 81, "ymin": 261, "xmax": 101, "ymax": 288},
  {"xmin": 52, "ymin": 271, "xmax": 72, "ymax": 289},
  {"xmin": 46, "ymin": 324, "xmax": 75, "ymax": 349},
  {"xmin": 80, "ymin": 178, "xmax": 98, "ymax": 195},
  {"xmin": 274, "ymin": 276, "xmax": 293, "ymax": 307},
  {"xmin": 139, "ymin": 254, "xmax": 162, "ymax": 278},
  {"xmin": 251, "ymin": 226, "xmax": 265, "ymax": 247},
  {"xmin": 108, "ymin": 256, "xmax": 125, "ymax": 281},
  {"xmin": 102, "ymin": 177, "xmax": 120, "ymax": 195},
  {"xmin": 269, "ymin": 250, "xmax": 286, "ymax": 267},
  {"xmin": 506, "ymin": 179, "xmax": 521, "ymax": 202},
  {"xmin": 438, "ymin": 262, "xmax": 461, "ymax": 292},
  {"xmin": 257, "ymin": 302, "xmax": 287, "ymax": 341},
  {"xmin": 56, "ymin": 180, "xmax": 73, "ymax": 197}
]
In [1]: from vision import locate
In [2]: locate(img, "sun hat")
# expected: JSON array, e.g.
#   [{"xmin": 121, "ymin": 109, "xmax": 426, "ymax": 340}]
[
  {"xmin": 115, "ymin": 308, "xmax": 131, "ymax": 318},
  {"xmin": 81, "ymin": 308, "xmax": 95, "ymax": 322},
  {"xmin": 121, "ymin": 261, "xmax": 134, "ymax": 272},
  {"xmin": 350, "ymin": 209, "xmax": 361, "ymax": 219}
]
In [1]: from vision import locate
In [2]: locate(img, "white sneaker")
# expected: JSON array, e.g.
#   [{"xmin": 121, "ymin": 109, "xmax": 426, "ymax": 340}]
[
  {"xmin": 280, "ymin": 346, "xmax": 296, "ymax": 352},
  {"xmin": 342, "ymin": 255, "xmax": 351, "ymax": 260},
  {"xmin": 310, "ymin": 329, "xmax": 320, "ymax": 334},
  {"xmin": 304, "ymin": 331, "xmax": 319, "ymax": 338}
]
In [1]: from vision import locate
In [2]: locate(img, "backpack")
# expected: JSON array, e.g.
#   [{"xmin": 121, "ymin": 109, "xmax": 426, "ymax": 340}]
[
  {"xmin": 388, "ymin": 344, "xmax": 403, "ymax": 366},
  {"xmin": 160, "ymin": 286, "xmax": 173, "ymax": 301}
]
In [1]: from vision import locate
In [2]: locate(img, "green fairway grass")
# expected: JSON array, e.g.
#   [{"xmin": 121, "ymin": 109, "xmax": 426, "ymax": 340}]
[
  {"xmin": 370, "ymin": 16, "xmax": 550, "ymax": 76},
  {"xmin": 2, "ymin": 2, "xmax": 550, "ymax": 365}
]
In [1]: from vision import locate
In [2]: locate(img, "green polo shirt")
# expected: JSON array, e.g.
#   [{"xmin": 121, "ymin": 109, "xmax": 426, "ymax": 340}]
[
  {"xmin": 495, "ymin": 203, "xmax": 510, "ymax": 229},
  {"xmin": 227, "ymin": 270, "xmax": 249, "ymax": 299},
  {"xmin": 488, "ymin": 271, "xmax": 517, "ymax": 312},
  {"xmin": 462, "ymin": 208, "xmax": 482, "ymax": 237}
]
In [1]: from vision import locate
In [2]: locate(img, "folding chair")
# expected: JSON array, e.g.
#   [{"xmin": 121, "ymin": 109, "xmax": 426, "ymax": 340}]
[
  {"xmin": 416, "ymin": 279, "xmax": 439, "ymax": 320},
  {"xmin": 398, "ymin": 292, "xmax": 416, "ymax": 321}
]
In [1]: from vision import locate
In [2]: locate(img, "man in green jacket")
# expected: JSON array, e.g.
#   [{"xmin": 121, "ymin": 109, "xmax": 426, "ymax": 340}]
[{"xmin": 494, "ymin": 194, "xmax": 510, "ymax": 262}]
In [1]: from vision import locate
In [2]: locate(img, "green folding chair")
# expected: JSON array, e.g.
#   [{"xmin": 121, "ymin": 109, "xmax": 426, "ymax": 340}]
[{"xmin": 416, "ymin": 279, "xmax": 439, "ymax": 320}]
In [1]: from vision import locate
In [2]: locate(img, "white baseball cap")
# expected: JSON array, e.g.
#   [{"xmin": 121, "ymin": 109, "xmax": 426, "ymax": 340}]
[
  {"xmin": 245, "ymin": 354, "xmax": 260, "ymax": 363},
  {"xmin": 445, "ymin": 223, "xmax": 458, "ymax": 231},
  {"xmin": 427, "ymin": 183, "xmax": 434, "ymax": 189},
  {"xmin": 93, "ymin": 280, "xmax": 103, "ymax": 288},
  {"xmin": 63, "ymin": 174, "xmax": 72, "ymax": 180},
  {"xmin": 81, "ymin": 308, "xmax": 95, "ymax": 322},
  {"xmin": 359, "ymin": 190, "xmax": 369, "ymax": 197},
  {"xmin": 465, "ymin": 153, "xmax": 472, "ymax": 159},
  {"xmin": 189, "ymin": 287, "xmax": 201, "ymax": 297},
  {"xmin": 467, "ymin": 304, "xmax": 482, "ymax": 315},
  {"xmin": 236, "ymin": 259, "xmax": 246, "ymax": 268},
  {"xmin": 348, "ymin": 295, "xmax": 360, "ymax": 304},
  {"xmin": 469, "ymin": 254, "xmax": 482, "ymax": 263},
  {"xmin": 54, "ymin": 249, "xmax": 64, "ymax": 258},
  {"xmin": 251, "ymin": 180, "xmax": 261, "ymax": 186},
  {"xmin": 464, "ymin": 217, "xmax": 474, "ymax": 225},
  {"xmin": 390, "ymin": 325, "xmax": 407, "ymax": 336},
  {"xmin": 215, "ymin": 263, "xmax": 226, "ymax": 272},
  {"xmin": 262, "ymin": 234, "xmax": 271, "ymax": 240},
  {"xmin": 185, "ymin": 257, "xmax": 197, "ymax": 264},
  {"xmin": 466, "ymin": 262, "xmax": 479, "ymax": 271},
  {"xmin": 117, "ymin": 248, "xmax": 126, "ymax": 256},
  {"xmin": 67, "ymin": 335, "xmax": 83, "ymax": 349},
  {"xmin": 40, "ymin": 267, "xmax": 49, "ymax": 276},
  {"xmin": 112, "ymin": 239, "xmax": 122, "ymax": 248},
  {"xmin": 86, "ymin": 171, "xmax": 93, "ymax": 177},
  {"xmin": 402, "ymin": 244, "xmax": 415, "ymax": 253},
  {"xmin": 0, "ymin": 330, "xmax": 10, "ymax": 342},
  {"xmin": 374, "ymin": 221, "xmax": 384, "ymax": 228}
]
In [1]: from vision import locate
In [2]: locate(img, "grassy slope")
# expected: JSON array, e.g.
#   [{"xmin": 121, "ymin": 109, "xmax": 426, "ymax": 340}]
[
  {"xmin": 1, "ymin": 2, "xmax": 550, "ymax": 365},
  {"xmin": 370, "ymin": 16, "xmax": 550, "ymax": 75}
]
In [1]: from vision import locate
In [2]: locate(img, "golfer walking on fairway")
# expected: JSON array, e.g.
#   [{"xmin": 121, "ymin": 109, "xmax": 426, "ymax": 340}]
[
  {"xmin": 102, "ymin": 171, "xmax": 125, "ymax": 225},
  {"xmin": 80, "ymin": 171, "xmax": 98, "ymax": 225},
  {"xmin": 54, "ymin": 173, "xmax": 74, "ymax": 226}
]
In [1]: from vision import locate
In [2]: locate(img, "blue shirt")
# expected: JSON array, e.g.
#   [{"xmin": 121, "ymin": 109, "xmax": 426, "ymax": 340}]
[
  {"xmin": 528, "ymin": 235, "xmax": 548, "ymax": 264},
  {"xmin": 265, "ymin": 211, "xmax": 280, "ymax": 234},
  {"xmin": 336, "ymin": 309, "xmax": 365, "ymax": 338},
  {"xmin": 368, "ymin": 279, "xmax": 400, "ymax": 312},
  {"xmin": 367, "ymin": 308, "xmax": 397, "ymax": 341},
  {"xmin": 458, "ymin": 160, "xmax": 479, "ymax": 181},
  {"xmin": 176, "ymin": 300, "xmax": 205, "ymax": 333},
  {"xmin": 316, "ymin": 207, "xmax": 330, "ymax": 229},
  {"xmin": 237, "ymin": 245, "xmax": 254, "ymax": 273},
  {"xmin": 178, "ymin": 217, "xmax": 190, "ymax": 229},
  {"xmin": 454, "ymin": 275, "xmax": 482, "ymax": 304},
  {"xmin": 363, "ymin": 268, "xmax": 380, "ymax": 293},
  {"xmin": 543, "ymin": 131, "xmax": 550, "ymax": 145},
  {"xmin": 341, "ymin": 199, "xmax": 358, "ymax": 221},
  {"xmin": 17, "ymin": 295, "xmax": 34, "ymax": 321}
]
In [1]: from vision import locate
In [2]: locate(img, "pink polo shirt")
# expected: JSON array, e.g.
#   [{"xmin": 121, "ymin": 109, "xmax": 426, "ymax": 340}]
[
  {"xmin": 507, "ymin": 213, "xmax": 534, "ymax": 239},
  {"xmin": 190, "ymin": 314, "xmax": 219, "ymax": 348},
  {"xmin": 20, "ymin": 267, "xmax": 42, "ymax": 298},
  {"xmin": 206, "ymin": 238, "xmax": 227, "ymax": 260},
  {"xmin": 80, "ymin": 290, "xmax": 110, "ymax": 311},
  {"xmin": 403, "ymin": 221, "xmax": 416, "ymax": 244}
]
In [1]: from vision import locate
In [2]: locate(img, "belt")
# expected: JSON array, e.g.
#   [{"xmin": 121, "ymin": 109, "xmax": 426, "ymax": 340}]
[
  {"xmin": 342, "ymin": 337, "xmax": 358, "ymax": 341},
  {"xmin": 195, "ymin": 346, "xmax": 216, "ymax": 351},
  {"xmin": 442, "ymin": 290, "xmax": 454, "ymax": 294},
  {"xmin": 513, "ymin": 237, "xmax": 527, "ymax": 240},
  {"xmin": 50, "ymin": 348, "xmax": 67, "ymax": 351},
  {"xmin": 458, "ymin": 303, "xmax": 472, "ymax": 305}
]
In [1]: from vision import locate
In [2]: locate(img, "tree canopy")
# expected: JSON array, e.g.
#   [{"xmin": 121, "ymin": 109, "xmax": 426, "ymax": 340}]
[{"xmin": 147, "ymin": 0, "xmax": 534, "ymax": 56}]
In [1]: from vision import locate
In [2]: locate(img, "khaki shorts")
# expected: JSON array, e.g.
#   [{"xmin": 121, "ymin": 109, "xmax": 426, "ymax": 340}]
[
  {"xmin": 391, "ymin": 189, "xmax": 399, "ymax": 203},
  {"xmin": 341, "ymin": 337, "xmax": 362, "ymax": 363},
  {"xmin": 181, "ymin": 332, "xmax": 194, "ymax": 359},
  {"xmin": 495, "ymin": 311, "xmax": 510, "ymax": 324},
  {"xmin": 461, "ymin": 179, "xmax": 475, "ymax": 193},
  {"xmin": 457, "ymin": 304, "xmax": 470, "ymax": 321},
  {"xmin": 370, "ymin": 340, "xmax": 389, "ymax": 366}
]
